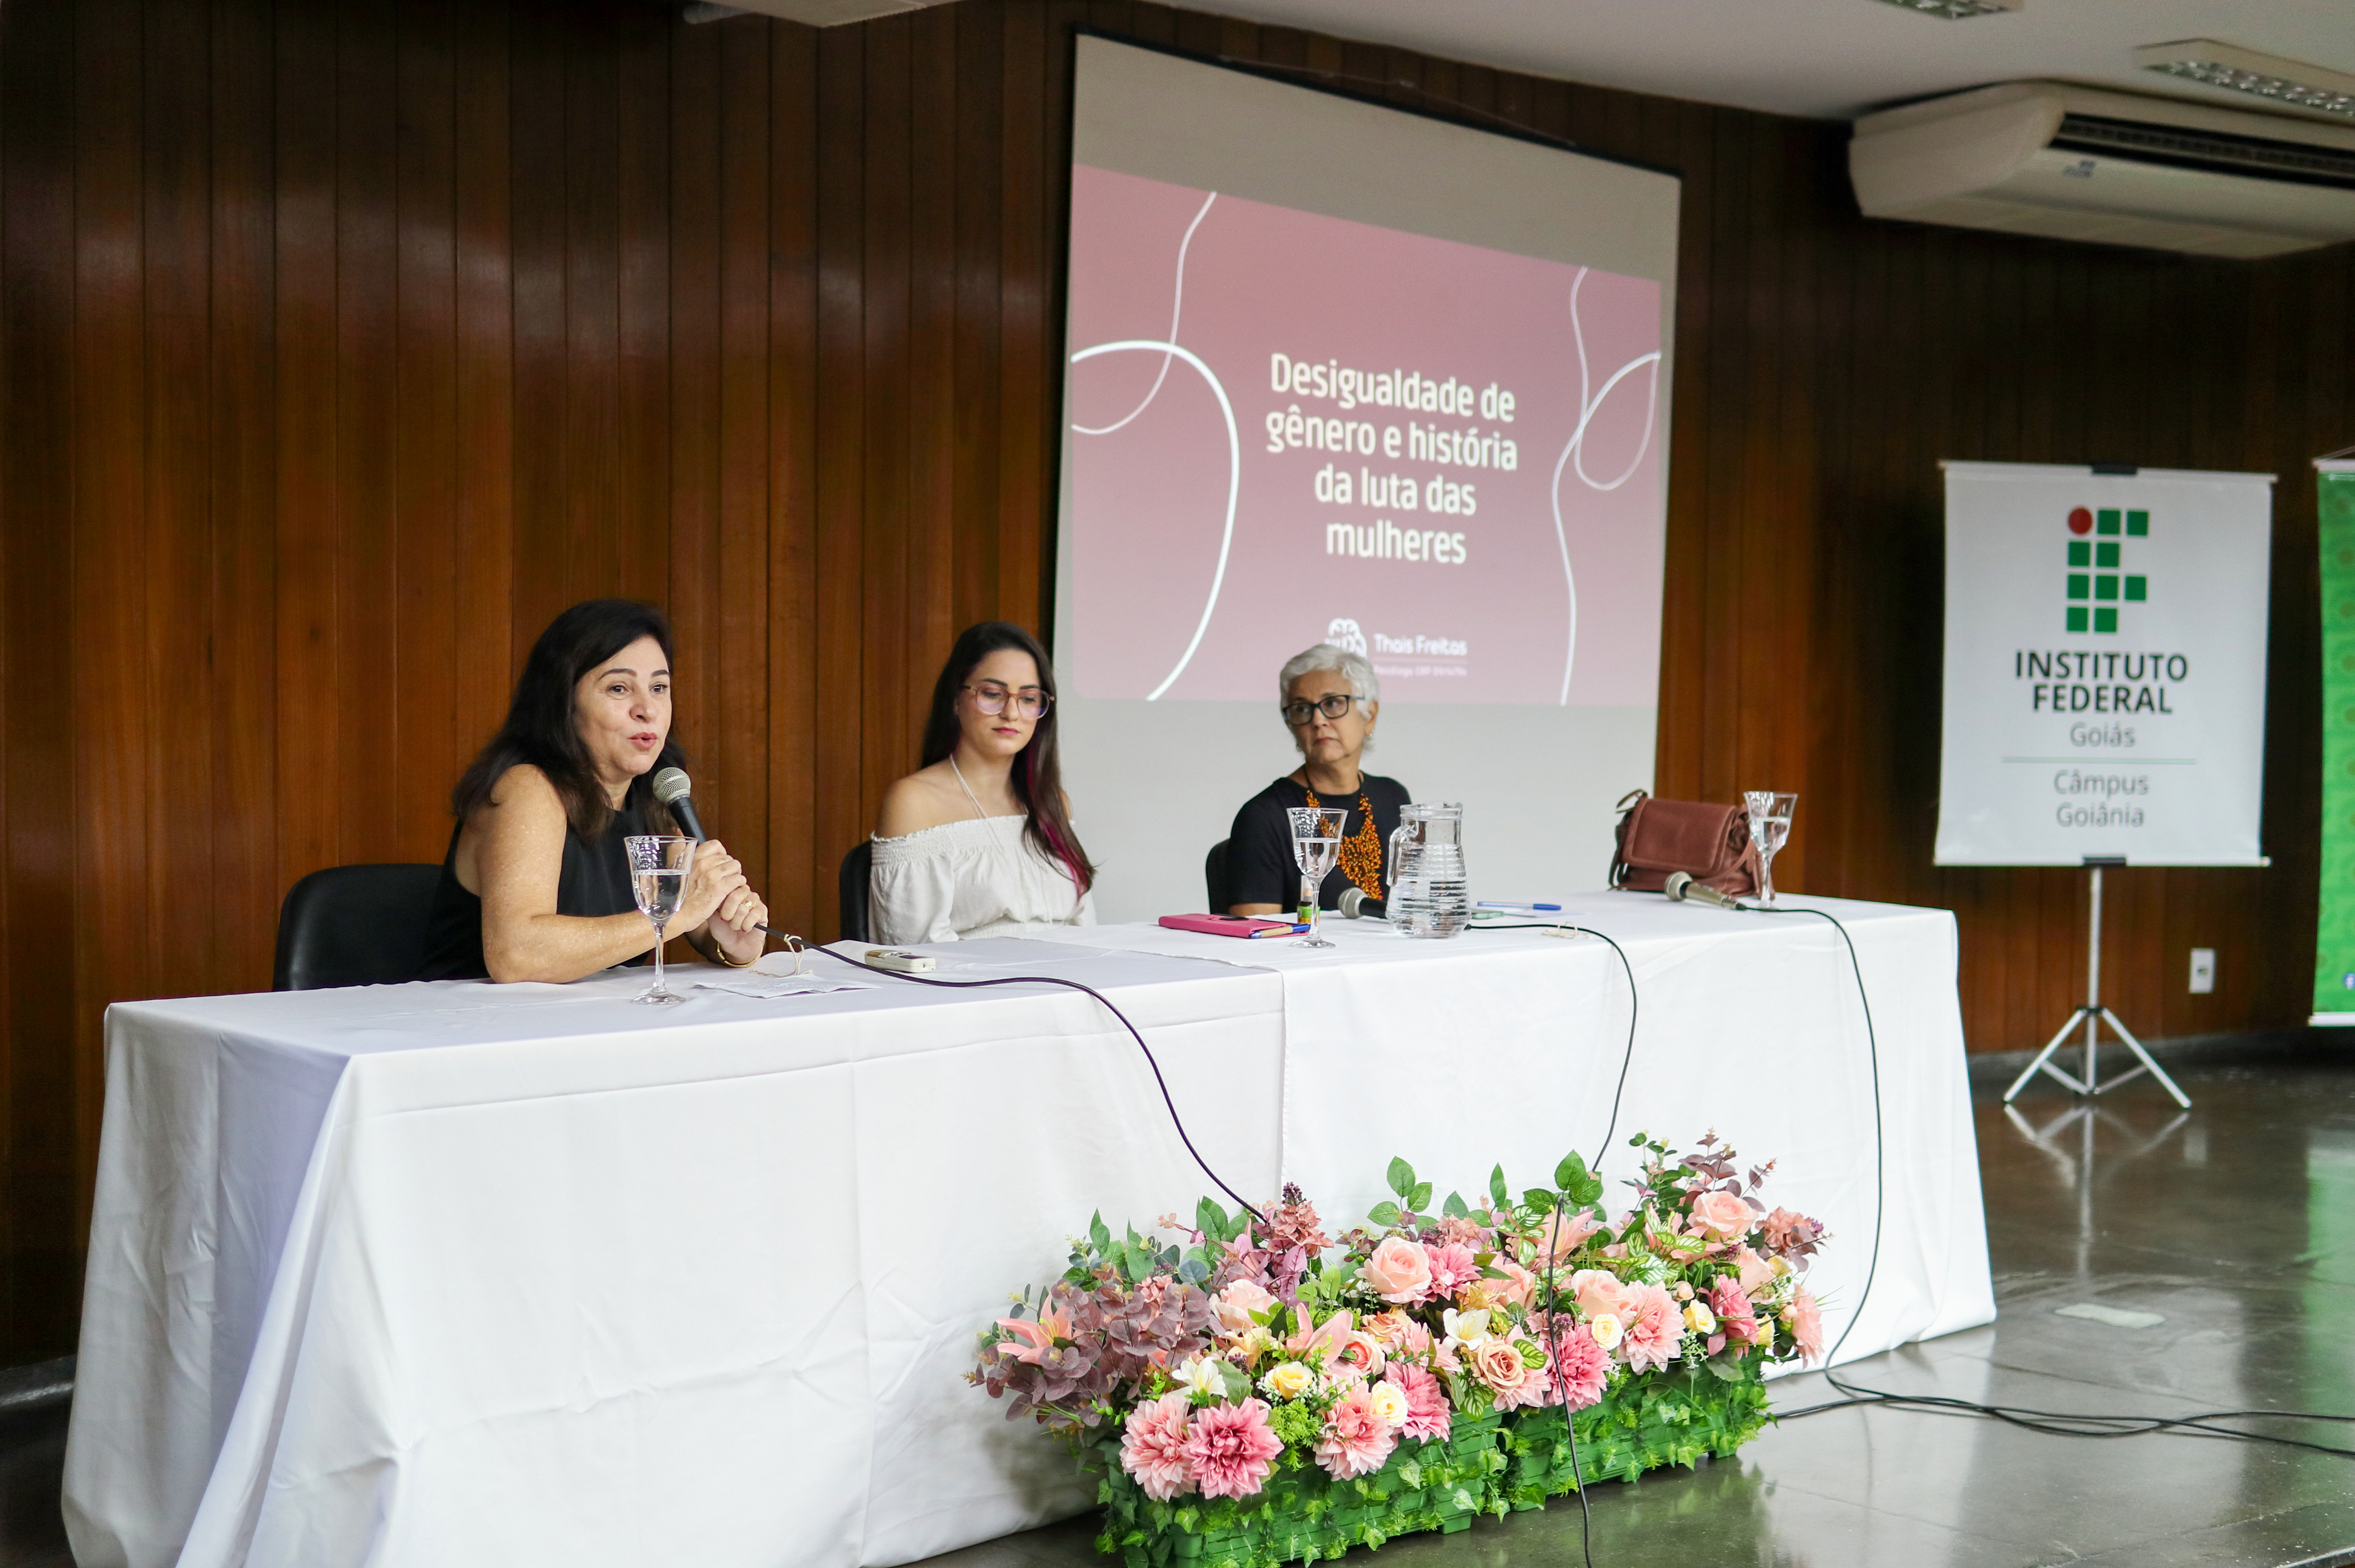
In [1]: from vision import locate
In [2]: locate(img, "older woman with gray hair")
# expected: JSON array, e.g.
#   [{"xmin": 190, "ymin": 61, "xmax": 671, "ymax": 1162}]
[{"xmin": 1224, "ymin": 643, "xmax": 1413, "ymax": 917}]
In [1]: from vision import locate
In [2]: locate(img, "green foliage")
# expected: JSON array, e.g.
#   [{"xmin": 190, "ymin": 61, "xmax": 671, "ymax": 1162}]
[
  {"xmin": 1365, "ymin": 1201, "xmax": 1400, "ymax": 1229},
  {"xmin": 1488, "ymin": 1164, "xmax": 1509, "ymax": 1208},
  {"xmin": 1551, "ymin": 1151, "xmax": 1604, "ymax": 1208},
  {"xmin": 1386, "ymin": 1157, "xmax": 1416, "ymax": 1199},
  {"xmin": 1441, "ymin": 1191, "xmax": 1469, "ymax": 1220}
]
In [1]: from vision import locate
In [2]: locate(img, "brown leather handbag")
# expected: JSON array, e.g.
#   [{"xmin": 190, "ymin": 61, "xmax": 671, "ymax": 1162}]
[{"xmin": 1609, "ymin": 789, "xmax": 1764, "ymax": 896}]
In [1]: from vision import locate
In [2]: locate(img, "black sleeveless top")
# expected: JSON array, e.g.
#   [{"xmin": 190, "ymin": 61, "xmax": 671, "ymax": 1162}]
[{"xmin": 417, "ymin": 799, "xmax": 655, "ymax": 980}]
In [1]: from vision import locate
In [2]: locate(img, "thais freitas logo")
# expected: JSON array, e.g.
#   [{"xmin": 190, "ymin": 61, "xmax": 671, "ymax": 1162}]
[{"xmin": 2064, "ymin": 505, "xmax": 2147, "ymax": 634}]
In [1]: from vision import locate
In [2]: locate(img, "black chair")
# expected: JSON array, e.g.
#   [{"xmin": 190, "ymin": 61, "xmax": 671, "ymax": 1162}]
[
  {"xmin": 839, "ymin": 841, "xmax": 874, "ymax": 944},
  {"xmin": 1204, "ymin": 837, "xmax": 1233, "ymax": 915},
  {"xmin": 272, "ymin": 864, "xmax": 443, "ymax": 991}
]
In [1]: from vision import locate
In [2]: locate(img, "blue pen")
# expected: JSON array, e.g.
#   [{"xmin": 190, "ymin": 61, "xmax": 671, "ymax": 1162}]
[{"xmin": 1477, "ymin": 900, "xmax": 1562, "ymax": 914}]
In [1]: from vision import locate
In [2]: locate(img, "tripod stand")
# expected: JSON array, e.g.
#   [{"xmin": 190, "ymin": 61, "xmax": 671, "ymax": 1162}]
[{"xmin": 2002, "ymin": 861, "xmax": 2191, "ymax": 1109}]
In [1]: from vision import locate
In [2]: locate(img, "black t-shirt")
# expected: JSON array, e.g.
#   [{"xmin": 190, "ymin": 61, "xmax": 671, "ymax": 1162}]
[{"xmin": 1226, "ymin": 773, "xmax": 1412, "ymax": 912}]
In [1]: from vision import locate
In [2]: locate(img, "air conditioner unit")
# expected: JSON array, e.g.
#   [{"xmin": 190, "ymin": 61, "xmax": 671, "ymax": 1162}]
[{"xmin": 1849, "ymin": 81, "xmax": 2355, "ymax": 259}]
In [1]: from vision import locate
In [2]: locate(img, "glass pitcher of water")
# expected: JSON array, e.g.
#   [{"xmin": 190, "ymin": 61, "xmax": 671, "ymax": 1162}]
[{"xmin": 1386, "ymin": 803, "xmax": 1469, "ymax": 939}]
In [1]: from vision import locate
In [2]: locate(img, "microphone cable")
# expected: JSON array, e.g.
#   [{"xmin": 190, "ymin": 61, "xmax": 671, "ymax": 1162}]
[
  {"xmin": 758, "ymin": 929, "xmax": 1264, "ymax": 1224},
  {"xmin": 1689, "ymin": 901, "xmax": 2355, "ymax": 1466}
]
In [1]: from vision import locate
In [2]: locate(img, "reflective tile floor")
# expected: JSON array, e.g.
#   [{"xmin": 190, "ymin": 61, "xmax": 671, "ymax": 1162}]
[
  {"xmin": 6, "ymin": 1057, "xmax": 2352, "ymax": 1567},
  {"xmin": 920, "ymin": 1056, "xmax": 2355, "ymax": 1568}
]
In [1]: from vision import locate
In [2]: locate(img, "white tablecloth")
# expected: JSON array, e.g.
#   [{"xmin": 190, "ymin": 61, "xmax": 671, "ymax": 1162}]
[{"xmin": 64, "ymin": 898, "xmax": 1991, "ymax": 1568}]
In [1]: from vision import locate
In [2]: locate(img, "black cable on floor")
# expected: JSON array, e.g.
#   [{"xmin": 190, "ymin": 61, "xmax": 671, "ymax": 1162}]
[
  {"xmin": 1778, "ymin": 1371, "xmax": 2355, "ymax": 1459},
  {"xmin": 765, "ymin": 931, "xmax": 1263, "ymax": 1224}
]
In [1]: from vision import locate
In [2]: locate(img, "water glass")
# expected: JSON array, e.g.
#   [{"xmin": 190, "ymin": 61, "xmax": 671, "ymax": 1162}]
[
  {"xmin": 1287, "ymin": 805, "xmax": 1348, "ymax": 949},
  {"xmin": 625, "ymin": 834, "xmax": 696, "ymax": 1004},
  {"xmin": 1742, "ymin": 792, "xmax": 1797, "ymax": 905}
]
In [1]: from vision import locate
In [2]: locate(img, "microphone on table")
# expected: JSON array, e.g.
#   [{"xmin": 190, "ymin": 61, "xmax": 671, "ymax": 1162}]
[
  {"xmin": 651, "ymin": 767, "xmax": 707, "ymax": 842},
  {"xmin": 1663, "ymin": 870, "xmax": 1742, "ymax": 909},
  {"xmin": 1338, "ymin": 887, "xmax": 1386, "ymax": 919}
]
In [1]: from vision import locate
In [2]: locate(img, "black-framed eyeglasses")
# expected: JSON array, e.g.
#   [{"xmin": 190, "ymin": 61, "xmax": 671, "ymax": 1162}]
[
  {"xmin": 965, "ymin": 683, "xmax": 1052, "ymax": 720},
  {"xmin": 1281, "ymin": 693, "xmax": 1358, "ymax": 727}
]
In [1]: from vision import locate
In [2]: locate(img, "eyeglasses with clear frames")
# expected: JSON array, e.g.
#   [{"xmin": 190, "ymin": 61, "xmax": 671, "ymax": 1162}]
[
  {"xmin": 1281, "ymin": 693, "xmax": 1358, "ymax": 727},
  {"xmin": 965, "ymin": 683, "xmax": 1052, "ymax": 720}
]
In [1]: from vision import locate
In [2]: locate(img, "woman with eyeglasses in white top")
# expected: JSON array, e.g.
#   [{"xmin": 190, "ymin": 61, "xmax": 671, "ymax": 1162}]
[{"xmin": 869, "ymin": 621, "xmax": 1097, "ymax": 944}]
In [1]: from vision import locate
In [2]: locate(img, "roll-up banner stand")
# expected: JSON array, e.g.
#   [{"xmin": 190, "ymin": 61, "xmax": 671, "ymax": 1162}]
[
  {"xmin": 1935, "ymin": 461, "xmax": 2274, "ymax": 869},
  {"xmin": 2314, "ymin": 459, "xmax": 2355, "ymax": 1024}
]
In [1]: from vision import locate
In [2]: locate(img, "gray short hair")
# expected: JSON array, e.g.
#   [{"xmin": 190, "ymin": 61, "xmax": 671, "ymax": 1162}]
[{"xmin": 1278, "ymin": 643, "xmax": 1380, "ymax": 708}]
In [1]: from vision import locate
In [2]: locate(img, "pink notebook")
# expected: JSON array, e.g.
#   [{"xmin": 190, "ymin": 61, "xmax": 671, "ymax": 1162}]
[{"xmin": 1158, "ymin": 913, "xmax": 1307, "ymax": 939}]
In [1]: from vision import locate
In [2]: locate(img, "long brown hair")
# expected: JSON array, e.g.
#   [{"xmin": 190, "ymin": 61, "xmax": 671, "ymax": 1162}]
[
  {"xmin": 452, "ymin": 599, "xmax": 685, "ymax": 840},
  {"xmin": 921, "ymin": 621, "xmax": 1093, "ymax": 894}
]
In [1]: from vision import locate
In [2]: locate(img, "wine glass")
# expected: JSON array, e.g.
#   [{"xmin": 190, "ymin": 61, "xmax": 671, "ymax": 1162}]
[
  {"xmin": 625, "ymin": 834, "xmax": 696, "ymax": 1004},
  {"xmin": 1742, "ymin": 792, "xmax": 1797, "ymax": 905},
  {"xmin": 1287, "ymin": 805, "xmax": 1348, "ymax": 949}
]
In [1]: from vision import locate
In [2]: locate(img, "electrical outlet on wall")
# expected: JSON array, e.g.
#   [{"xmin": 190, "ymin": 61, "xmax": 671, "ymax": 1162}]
[{"xmin": 2189, "ymin": 948, "xmax": 2216, "ymax": 995}]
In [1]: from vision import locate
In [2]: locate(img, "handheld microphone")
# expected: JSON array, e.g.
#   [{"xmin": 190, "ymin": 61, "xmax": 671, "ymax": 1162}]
[
  {"xmin": 1338, "ymin": 887, "xmax": 1386, "ymax": 919},
  {"xmin": 1663, "ymin": 870, "xmax": 1741, "ymax": 909},
  {"xmin": 650, "ymin": 767, "xmax": 707, "ymax": 842}
]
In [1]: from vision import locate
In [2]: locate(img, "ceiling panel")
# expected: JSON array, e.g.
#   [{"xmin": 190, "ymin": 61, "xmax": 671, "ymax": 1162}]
[{"xmin": 1198, "ymin": 0, "xmax": 2355, "ymax": 123}]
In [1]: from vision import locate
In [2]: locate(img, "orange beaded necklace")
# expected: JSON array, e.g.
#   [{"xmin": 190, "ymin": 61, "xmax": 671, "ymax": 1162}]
[{"xmin": 1303, "ymin": 781, "xmax": 1384, "ymax": 900}]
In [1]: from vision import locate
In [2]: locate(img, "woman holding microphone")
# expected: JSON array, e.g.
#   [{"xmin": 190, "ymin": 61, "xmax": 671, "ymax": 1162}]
[{"xmin": 419, "ymin": 599, "xmax": 769, "ymax": 982}]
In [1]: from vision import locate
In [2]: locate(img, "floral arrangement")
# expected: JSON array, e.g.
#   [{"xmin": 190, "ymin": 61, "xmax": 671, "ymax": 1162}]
[{"xmin": 974, "ymin": 1132, "xmax": 1827, "ymax": 1566}]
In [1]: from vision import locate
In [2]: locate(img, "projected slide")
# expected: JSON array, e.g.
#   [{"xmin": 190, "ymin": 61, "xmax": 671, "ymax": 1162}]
[{"xmin": 1062, "ymin": 164, "xmax": 1663, "ymax": 707}]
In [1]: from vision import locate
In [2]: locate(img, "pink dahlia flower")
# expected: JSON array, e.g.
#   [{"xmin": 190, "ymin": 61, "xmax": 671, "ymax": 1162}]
[
  {"xmin": 1120, "ymin": 1392, "xmax": 1198, "ymax": 1502},
  {"xmin": 1791, "ymin": 1287, "xmax": 1825, "ymax": 1364},
  {"xmin": 1383, "ymin": 1361, "xmax": 1452, "ymax": 1441},
  {"xmin": 1620, "ymin": 1283, "xmax": 1681, "ymax": 1374},
  {"xmin": 1549, "ymin": 1322, "xmax": 1611, "ymax": 1409},
  {"xmin": 1182, "ymin": 1397, "xmax": 1283, "ymax": 1499},
  {"xmin": 1424, "ymin": 1242, "xmax": 1482, "ymax": 1301},
  {"xmin": 1316, "ymin": 1385, "xmax": 1400, "ymax": 1479}
]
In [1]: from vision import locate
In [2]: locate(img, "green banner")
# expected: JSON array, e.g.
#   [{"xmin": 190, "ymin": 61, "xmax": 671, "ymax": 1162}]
[{"xmin": 2316, "ymin": 463, "xmax": 2355, "ymax": 1020}]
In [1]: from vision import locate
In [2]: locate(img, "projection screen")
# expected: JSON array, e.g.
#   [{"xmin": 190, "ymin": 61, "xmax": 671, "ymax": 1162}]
[{"xmin": 1054, "ymin": 38, "xmax": 1681, "ymax": 920}]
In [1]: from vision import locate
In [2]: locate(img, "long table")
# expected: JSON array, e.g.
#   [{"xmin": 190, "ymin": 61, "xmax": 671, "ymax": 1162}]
[{"xmin": 64, "ymin": 896, "xmax": 1991, "ymax": 1568}]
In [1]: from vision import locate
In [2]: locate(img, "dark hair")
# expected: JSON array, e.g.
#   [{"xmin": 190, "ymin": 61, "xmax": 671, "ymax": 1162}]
[
  {"xmin": 921, "ymin": 621, "xmax": 1094, "ymax": 895},
  {"xmin": 453, "ymin": 599, "xmax": 685, "ymax": 840}
]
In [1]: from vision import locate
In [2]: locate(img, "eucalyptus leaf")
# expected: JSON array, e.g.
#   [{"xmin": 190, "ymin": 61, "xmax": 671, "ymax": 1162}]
[
  {"xmin": 1387, "ymin": 1156, "xmax": 1416, "ymax": 1199},
  {"xmin": 1178, "ymin": 1256, "xmax": 1210, "ymax": 1285}
]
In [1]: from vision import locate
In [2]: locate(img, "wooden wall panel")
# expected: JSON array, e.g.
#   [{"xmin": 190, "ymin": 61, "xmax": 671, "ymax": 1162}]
[{"xmin": 0, "ymin": 0, "xmax": 2349, "ymax": 1359}]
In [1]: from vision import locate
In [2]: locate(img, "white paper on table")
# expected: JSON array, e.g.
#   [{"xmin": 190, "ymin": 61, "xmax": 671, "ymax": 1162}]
[{"xmin": 693, "ymin": 973, "xmax": 874, "ymax": 1000}]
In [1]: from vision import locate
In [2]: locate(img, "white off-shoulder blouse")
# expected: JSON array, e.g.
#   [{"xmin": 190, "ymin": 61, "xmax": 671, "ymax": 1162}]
[{"xmin": 867, "ymin": 815, "xmax": 1096, "ymax": 945}]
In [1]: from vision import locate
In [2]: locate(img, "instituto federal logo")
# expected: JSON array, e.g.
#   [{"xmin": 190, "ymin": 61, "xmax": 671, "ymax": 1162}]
[{"xmin": 2063, "ymin": 505, "xmax": 2147, "ymax": 634}]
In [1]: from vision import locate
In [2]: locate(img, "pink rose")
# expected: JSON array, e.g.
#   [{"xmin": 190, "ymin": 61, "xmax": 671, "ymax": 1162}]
[
  {"xmin": 1362, "ymin": 1235, "xmax": 1434, "ymax": 1303},
  {"xmin": 1359, "ymin": 1310, "xmax": 1412, "ymax": 1350},
  {"xmin": 1489, "ymin": 1258, "xmax": 1537, "ymax": 1310},
  {"xmin": 1570, "ymin": 1268, "xmax": 1636, "ymax": 1323},
  {"xmin": 1470, "ymin": 1337, "xmax": 1533, "ymax": 1402},
  {"xmin": 1214, "ymin": 1280, "xmax": 1278, "ymax": 1336},
  {"xmin": 1688, "ymin": 1190, "xmax": 1752, "ymax": 1242},
  {"xmin": 1730, "ymin": 1245, "xmax": 1775, "ymax": 1294}
]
